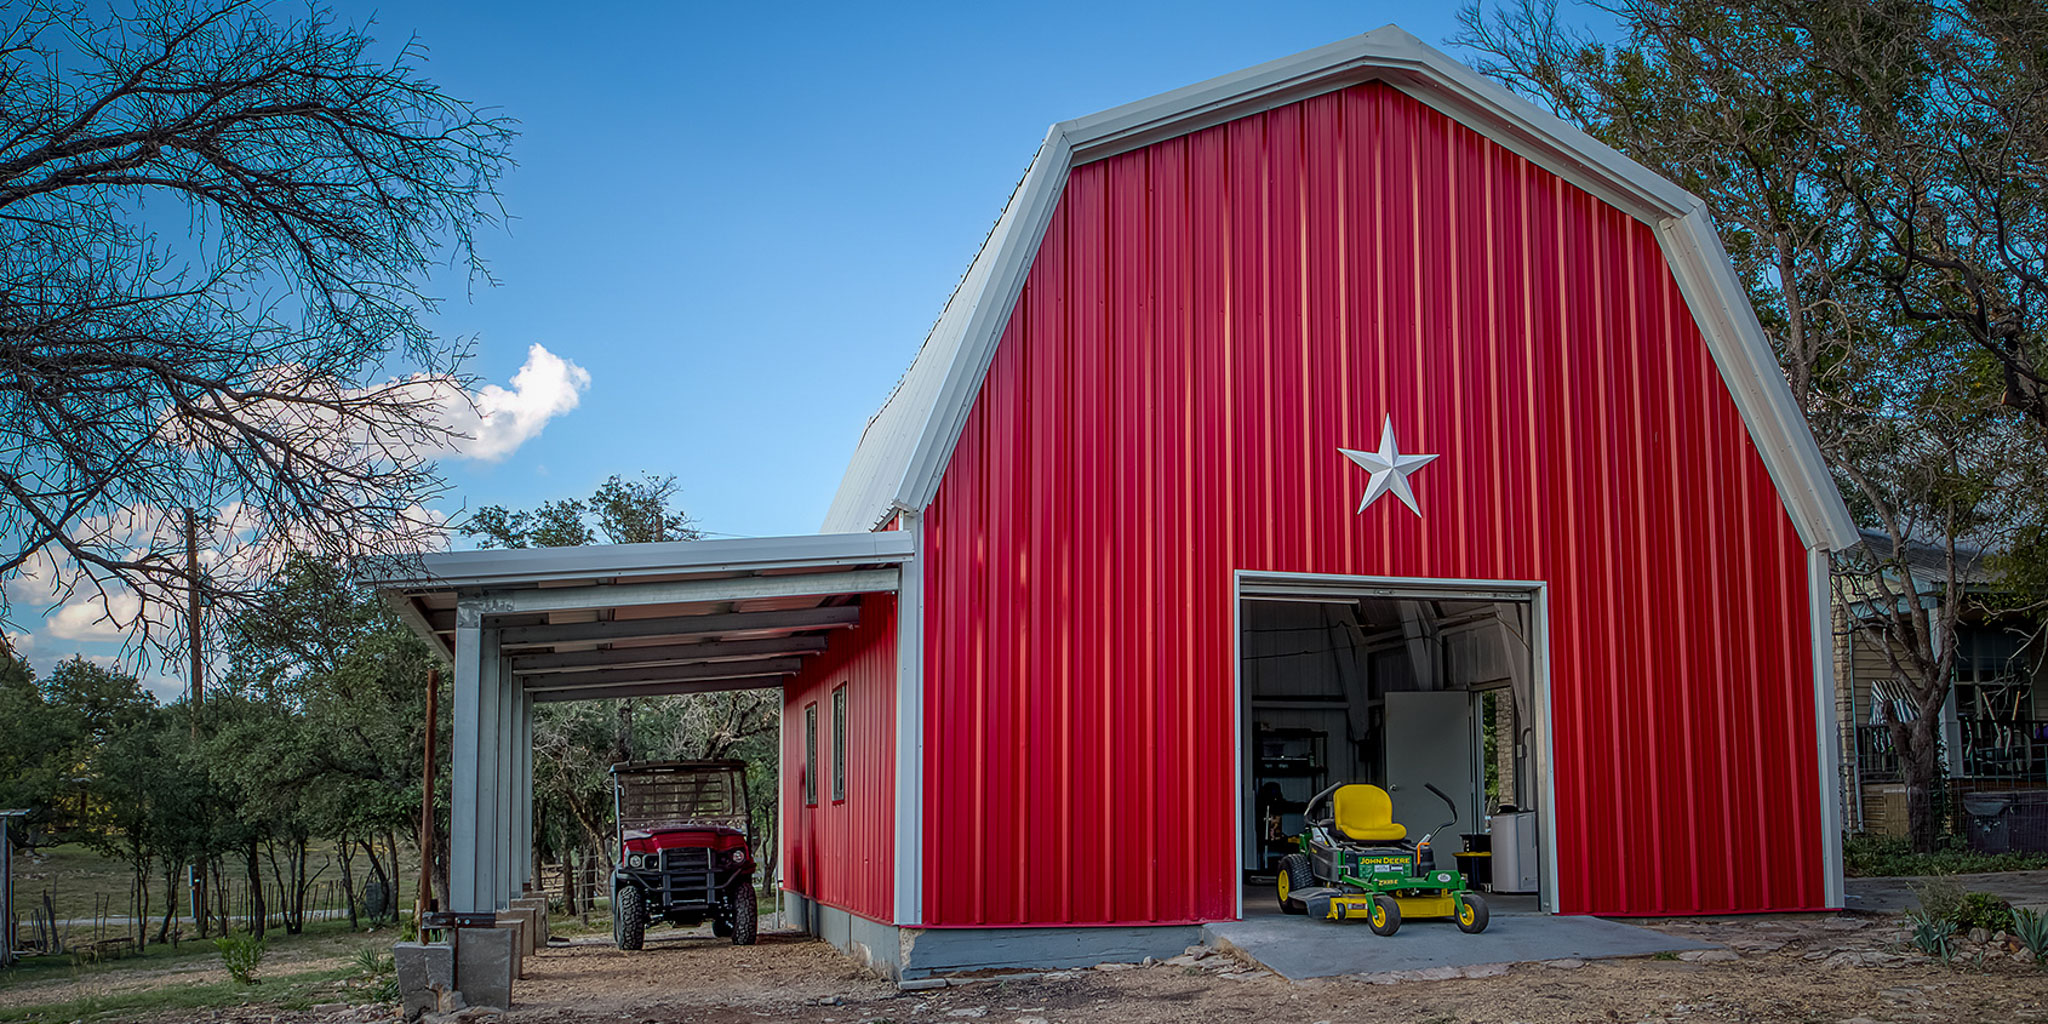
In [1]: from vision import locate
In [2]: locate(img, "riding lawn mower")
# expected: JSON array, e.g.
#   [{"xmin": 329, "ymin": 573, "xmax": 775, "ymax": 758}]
[{"xmin": 1275, "ymin": 781, "xmax": 1489, "ymax": 937}]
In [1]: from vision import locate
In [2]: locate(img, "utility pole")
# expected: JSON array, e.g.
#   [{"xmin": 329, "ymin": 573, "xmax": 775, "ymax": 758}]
[
  {"xmin": 184, "ymin": 507, "xmax": 207, "ymax": 938},
  {"xmin": 186, "ymin": 508, "xmax": 203, "ymax": 716}
]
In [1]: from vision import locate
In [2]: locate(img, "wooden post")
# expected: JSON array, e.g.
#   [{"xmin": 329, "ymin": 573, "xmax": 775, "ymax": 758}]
[
  {"xmin": 1, "ymin": 813, "xmax": 15, "ymax": 967},
  {"xmin": 417, "ymin": 667, "xmax": 439, "ymax": 927}
]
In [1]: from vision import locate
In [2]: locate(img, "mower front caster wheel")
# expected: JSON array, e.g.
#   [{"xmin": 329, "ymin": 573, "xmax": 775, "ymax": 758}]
[
  {"xmin": 1455, "ymin": 892, "xmax": 1490, "ymax": 934},
  {"xmin": 1367, "ymin": 894, "xmax": 1401, "ymax": 936},
  {"xmin": 1277, "ymin": 854, "xmax": 1314, "ymax": 915}
]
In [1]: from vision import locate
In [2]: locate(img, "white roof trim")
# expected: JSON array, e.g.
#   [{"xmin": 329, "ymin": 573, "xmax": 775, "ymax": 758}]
[
  {"xmin": 822, "ymin": 25, "xmax": 1857, "ymax": 551},
  {"xmin": 366, "ymin": 530, "xmax": 915, "ymax": 591}
]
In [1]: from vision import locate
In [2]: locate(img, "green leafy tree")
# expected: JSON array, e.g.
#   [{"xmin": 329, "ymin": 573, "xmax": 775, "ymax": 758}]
[
  {"xmin": 1457, "ymin": 0, "xmax": 2048, "ymax": 850},
  {"xmin": 218, "ymin": 553, "xmax": 446, "ymax": 926},
  {"xmin": 0, "ymin": 646, "xmax": 65, "ymax": 843}
]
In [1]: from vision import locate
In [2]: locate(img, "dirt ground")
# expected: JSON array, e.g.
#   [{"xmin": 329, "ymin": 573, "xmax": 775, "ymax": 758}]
[{"xmin": 130, "ymin": 910, "xmax": 2048, "ymax": 1024}]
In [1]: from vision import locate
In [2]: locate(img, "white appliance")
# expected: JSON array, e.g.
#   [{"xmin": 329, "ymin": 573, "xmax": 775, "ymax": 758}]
[{"xmin": 1487, "ymin": 811, "xmax": 1540, "ymax": 894}]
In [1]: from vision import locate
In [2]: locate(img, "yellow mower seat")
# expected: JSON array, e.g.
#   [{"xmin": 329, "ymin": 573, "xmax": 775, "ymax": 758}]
[{"xmin": 1333, "ymin": 784, "xmax": 1407, "ymax": 843}]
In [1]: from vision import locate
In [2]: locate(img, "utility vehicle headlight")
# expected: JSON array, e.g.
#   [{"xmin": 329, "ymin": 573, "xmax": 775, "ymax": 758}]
[
  {"xmin": 627, "ymin": 853, "xmax": 645, "ymax": 868},
  {"xmin": 729, "ymin": 849, "xmax": 746, "ymax": 865}
]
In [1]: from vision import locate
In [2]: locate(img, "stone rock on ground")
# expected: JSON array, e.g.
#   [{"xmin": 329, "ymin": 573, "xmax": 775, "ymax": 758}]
[
  {"xmin": 1358, "ymin": 963, "xmax": 1512, "ymax": 985},
  {"xmin": 1677, "ymin": 950, "xmax": 1739, "ymax": 963}
]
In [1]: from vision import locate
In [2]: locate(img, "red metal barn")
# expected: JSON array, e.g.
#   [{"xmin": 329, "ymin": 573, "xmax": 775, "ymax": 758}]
[
  {"xmin": 380, "ymin": 25, "xmax": 1859, "ymax": 988},
  {"xmin": 780, "ymin": 26, "xmax": 1856, "ymax": 975}
]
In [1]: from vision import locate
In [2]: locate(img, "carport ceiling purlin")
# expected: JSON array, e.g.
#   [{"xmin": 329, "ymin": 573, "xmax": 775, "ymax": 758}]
[{"xmin": 364, "ymin": 531, "xmax": 913, "ymax": 701}]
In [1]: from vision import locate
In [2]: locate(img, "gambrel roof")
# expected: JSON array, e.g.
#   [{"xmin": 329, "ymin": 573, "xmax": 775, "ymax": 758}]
[{"xmin": 822, "ymin": 25, "xmax": 1858, "ymax": 551}]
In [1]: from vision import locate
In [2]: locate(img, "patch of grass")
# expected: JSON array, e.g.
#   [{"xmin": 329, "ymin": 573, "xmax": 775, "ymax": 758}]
[
  {"xmin": 0, "ymin": 964, "xmax": 360, "ymax": 1022},
  {"xmin": 0, "ymin": 917, "xmax": 389, "ymax": 994},
  {"xmin": 1844, "ymin": 833, "xmax": 2048, "ymax": 877}
]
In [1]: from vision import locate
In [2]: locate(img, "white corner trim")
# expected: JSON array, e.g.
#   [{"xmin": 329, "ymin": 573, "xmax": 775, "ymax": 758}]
[
  {"xmin": 1809, "ymin": 545, "xmax": 1846, "ymax": 908},
  {"xmin": 892, "ymin": 515, "xmax": 926, "ymax": 926},
  {"xmin": 822, "ymin": 25, "xmax": 1855, "ymax": 554}
]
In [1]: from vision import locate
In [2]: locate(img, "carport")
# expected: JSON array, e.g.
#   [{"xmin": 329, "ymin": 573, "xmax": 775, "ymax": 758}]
[{"xmin": 369, "ymin": 531, "xmax": 914, "ymax": 916}]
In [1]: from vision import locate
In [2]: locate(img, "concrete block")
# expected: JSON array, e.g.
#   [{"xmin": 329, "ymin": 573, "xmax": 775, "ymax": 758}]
[
  {"xmin": 507, "ymin": 899, "xmax": 546, "ymax": 953},
  {"xmin": 394, "ymin": 941, "xmax": 456, "ymax": 1021},
  {"xmin": 492, "ymin": 917, "xmax": 527, "ymax": 979},
  {"xmin": 454, "ymin": 926, "xmax": 515, "ymax": 1011}
]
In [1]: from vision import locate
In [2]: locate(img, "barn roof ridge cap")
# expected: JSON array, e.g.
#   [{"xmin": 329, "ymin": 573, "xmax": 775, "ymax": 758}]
[{"xmin": 822, "ymin": 25, "xmax": 1857, "ymax": 551}]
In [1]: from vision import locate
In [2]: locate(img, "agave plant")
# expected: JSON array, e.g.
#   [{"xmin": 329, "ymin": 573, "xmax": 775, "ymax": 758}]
[
  {"xmin": 1907, "ymin": 909, "xmax": 1958, "ymax": 964},
  {"xmin": 2013, "ymin": 907, "xmax": 2048, "ymax": 968}
]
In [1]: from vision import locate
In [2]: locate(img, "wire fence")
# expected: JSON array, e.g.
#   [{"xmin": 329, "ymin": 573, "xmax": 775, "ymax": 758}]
[{"xmin": 10, "ymin": 872, "xmax": 404, "ymax": 960}]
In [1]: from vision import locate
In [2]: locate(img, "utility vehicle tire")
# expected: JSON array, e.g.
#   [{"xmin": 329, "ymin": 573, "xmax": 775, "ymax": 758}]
[
  {"xmin": 731, "ymin": 883, "xmax": 758, "ymax": 945},
  {"xmin": 1368, "ymin": 894, "xmax": 1401, "ymax": 937},
  {"xmin": 613, "ymin": 885, "xmax": 647, "ymax": 951},
  {"xmin": 1455, "ymin": 892, "xmax": 1490, "ymax": 934},
  {"xmin": 1277, "ymin": 854, "xmax": 1314, "ymax": 915}
]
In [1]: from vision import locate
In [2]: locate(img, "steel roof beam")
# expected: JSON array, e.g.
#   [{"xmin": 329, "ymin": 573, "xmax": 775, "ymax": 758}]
[
  {"xmin": 472, "ymin": 567, "xmax": 898, "ymax": 617},
  {"xmin": 529, "ymin": 675, "xmax": 786, "ymax": 704},
  {"xmin": 511, "ymin": 636, "xmax": 829, "ymax": 675},
  {"xmin": 521, "ymin": 657, "xmax": 806, "ymax": 693},
  {"xmin": 495, "ymin": 605, "xmax": 860, "ymax": 648}
]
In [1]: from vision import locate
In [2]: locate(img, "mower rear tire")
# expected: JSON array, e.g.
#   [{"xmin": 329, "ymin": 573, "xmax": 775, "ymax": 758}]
[
  {"xmin": 1277, "ymin": 854, "xmax": 1314, "ymax": 915},
  {"xmin": 731, "ymin": 884, "xmax": 758, "ymax": 945},
  {"xmin": 1367, "ymin": 894, "xmax": 1401, "ymax": 936},
  {"xmin": 1455, "ymin": 892, "xmax": 1490, "ymax": 934},
  {"xmin": 613, "ymin": 885, "xmax": 647, "ymax": 951}
]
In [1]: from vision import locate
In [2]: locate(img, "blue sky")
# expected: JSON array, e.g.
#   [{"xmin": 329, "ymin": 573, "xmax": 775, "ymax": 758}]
[
  {"xmin": 15, "ymin": 1, "xmax": 1506, "ymax": 691},
  {"xmin": 395, "ymin": 1, "xmax": 1479, "ymax": 538}
]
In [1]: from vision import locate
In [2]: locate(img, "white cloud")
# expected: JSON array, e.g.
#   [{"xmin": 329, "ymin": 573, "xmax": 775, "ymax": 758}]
[
  {"xmin": 439, "ymin": 344, "xmax": 591, "ymax": 462},
  {"xmin": 46, "ymin": 590, "xmax": 144, "ymax": 642}
]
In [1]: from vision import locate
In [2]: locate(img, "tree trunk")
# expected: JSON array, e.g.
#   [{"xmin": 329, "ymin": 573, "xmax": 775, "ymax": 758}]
[
  {"xmin": 1895, "ymin": 708, "xmax": 1947, "ymax": 853},
  {"xmin": 155, "ymin": 860, "xmax": 177, "ymax": 945},
  {"xmin": 244, "ymin": 843, "xmax": 266, "ymax": 939},
  {"xmin": 385, "ymin": 830, "xmax": 403, "ymax": 914},
  {"xmin": 359, "ymin": 838, "xmax": 392, "ymax": 921},
  {"xmin": 338, "ymin": 841, "xmax": 360, "ymax": 929}
]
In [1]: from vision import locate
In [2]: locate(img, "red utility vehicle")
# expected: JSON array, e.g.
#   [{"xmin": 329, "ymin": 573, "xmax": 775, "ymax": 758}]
[{"xmin": 609, "ymin": 760, "xmax": 757, "ymax": 949}]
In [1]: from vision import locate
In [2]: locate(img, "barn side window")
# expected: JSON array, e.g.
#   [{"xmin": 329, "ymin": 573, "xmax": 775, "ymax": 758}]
[
  {"xmin": 804, "ymin": 702, "xmax": 819, "ymax": 807},
  {"xmin": 832, "ymin": 685, "xmax": 849, "ymax": 803}
]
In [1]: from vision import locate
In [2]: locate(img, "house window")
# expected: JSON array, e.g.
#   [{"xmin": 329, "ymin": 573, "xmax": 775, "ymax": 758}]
[
  {"xmin": 1955, "ymin": 628, "xmax": 2035, "ymax": 779},
  {"xmin": 832, "ymin": 685, "xmax": 849, "ymax": 802},
  {"xmin": 804, "ymin": 703, "xmax": 818, "ymax": 807}
]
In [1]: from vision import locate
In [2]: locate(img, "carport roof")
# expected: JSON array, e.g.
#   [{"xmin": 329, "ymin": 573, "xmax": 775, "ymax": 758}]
[{"xmin": 365, "ymin": 531, "xmax": 910, "ymax": 701}]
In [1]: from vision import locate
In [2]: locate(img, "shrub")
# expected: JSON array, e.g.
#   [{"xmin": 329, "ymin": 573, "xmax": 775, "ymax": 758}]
[
  {"xmin": 352, "ymin": 947, "xmax": 399, "ymax": 1002},
  {"xmin": 2013, "ymin": 907, "xmax": 2048, "ymax": 967},
  {"xmin": 1843, "ymin": 833, "xmax": 2048, "ymax": 877},
  {"xmin": 1956, "ymin": 891, "xmax": 2014, "ymax": 933},
  {"xmin": 214, "ymin": 931, "xmax": 266, "ymax": 984},
  {"xmin": 1911, "ymin": 875, "xmax": 1967, "ymax": 926}
]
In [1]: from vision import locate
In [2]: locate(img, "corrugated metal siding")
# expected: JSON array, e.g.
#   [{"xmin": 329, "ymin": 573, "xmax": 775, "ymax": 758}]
[
  {"xmin": 780, "ymin": 595, "xmax": 896, "ymax": 922},
  {"xmin": 919, "ymin": 81, "xmax": 1823, "ymax": 924}
]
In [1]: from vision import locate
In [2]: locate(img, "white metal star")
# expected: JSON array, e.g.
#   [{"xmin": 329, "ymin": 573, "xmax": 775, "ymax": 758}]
[{"xmin": 1339, "ymin": 417, "xmax": 1439, "ymax": 516}]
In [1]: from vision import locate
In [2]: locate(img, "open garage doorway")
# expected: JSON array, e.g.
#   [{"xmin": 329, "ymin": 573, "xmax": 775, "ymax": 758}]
[{"xmin": 1235, "ymin": 572, "xmax": 1553, "ymax": 915}]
